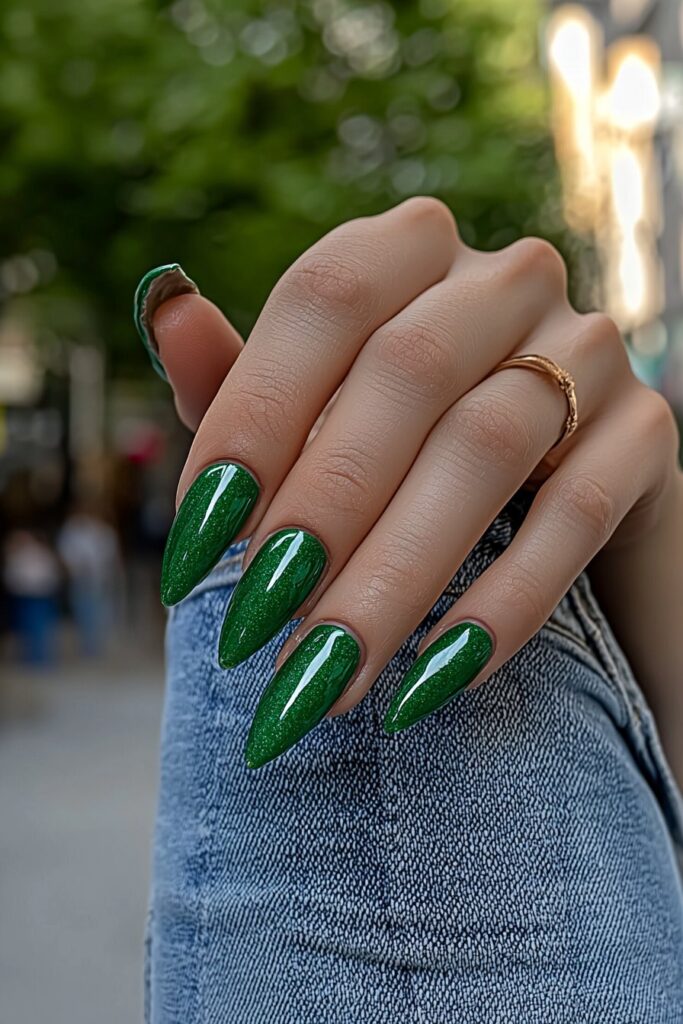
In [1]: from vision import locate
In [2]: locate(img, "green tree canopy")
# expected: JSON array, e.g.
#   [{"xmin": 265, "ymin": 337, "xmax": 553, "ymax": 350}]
[{"xmin": 0, "ymin": 0, "xmax": 563, "ymax": 377}]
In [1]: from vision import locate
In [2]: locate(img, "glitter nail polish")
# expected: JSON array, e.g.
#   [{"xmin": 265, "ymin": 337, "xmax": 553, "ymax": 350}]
[
  {"xmin": 245, "ymin": 624, "xmax": 360, "ymax": 768},
  {"xmin": 218, "ymin": 528, "xmax": 327, "ymax": 669},
  {"xmin": 161, "ymin": 462, "xmax": 259, "ymax": 607},
  {"xmin": 384, "ymin": 622, "xmax": 493, "ymax": 734}
]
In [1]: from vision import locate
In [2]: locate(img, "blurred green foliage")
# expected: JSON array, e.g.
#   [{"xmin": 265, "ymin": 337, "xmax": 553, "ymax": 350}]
[{"xmin": 0, "ymin": 0, "xmax": 565, "ymax": 376}]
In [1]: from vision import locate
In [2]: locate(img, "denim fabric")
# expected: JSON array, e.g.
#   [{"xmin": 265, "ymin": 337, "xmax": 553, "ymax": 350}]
[{"xmin": 146, "ymin": 488, "xmax": 683, "ymax": 1023}]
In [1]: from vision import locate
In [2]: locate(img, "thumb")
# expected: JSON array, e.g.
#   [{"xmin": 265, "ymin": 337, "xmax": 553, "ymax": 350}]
[{"xmin": 134, "ymin": 264, "xmax": 243, "ymax": 431}]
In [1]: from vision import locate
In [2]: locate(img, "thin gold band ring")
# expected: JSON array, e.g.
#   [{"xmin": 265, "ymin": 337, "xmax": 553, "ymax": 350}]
[{"xmin": 489, "ymin": 353, "xmax": 578, "ymax": 449}]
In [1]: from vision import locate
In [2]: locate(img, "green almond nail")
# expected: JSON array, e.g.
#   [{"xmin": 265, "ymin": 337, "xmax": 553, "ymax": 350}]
[
  {"xmin": 161, "ymin": 462, "xmax": 259, "ymax": 607},
  {"xmin": 133, "ymin": 263, "xmax": 199, "ymax": 380},
  {"xmin": 384, "ymin": 622, "xmax": 493, "ymax": 734},
  {"xmin": 218, "ymin": 529, "xmax": 327, "ymax": 669},
  {"xmin": 245, "ymin": 624, "xmax": 360, "ymax": 768}
]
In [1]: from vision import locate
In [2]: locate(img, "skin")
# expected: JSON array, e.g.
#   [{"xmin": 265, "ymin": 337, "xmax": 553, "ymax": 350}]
[{"xmin": 152, "ymin": 197, "xmax": 683, "ymax": 785}]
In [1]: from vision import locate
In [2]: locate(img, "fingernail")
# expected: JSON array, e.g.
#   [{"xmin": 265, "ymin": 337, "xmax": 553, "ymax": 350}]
[
  {"xmin": 161, "ymin": 462, "xmax": 259, "ymax": 606},
  {"xmin": 218, "ymin": 529, "xmax": 327, "ymax": 668},
  {"xmin": 133, "ymin": 263, "xmax": 199, "ymax": 381},
  {"xmin": 384, "ymin": 622, "xmax": 493, "ymax": 734},
  {"xmin": 245, "ymin": 624, "xmax": 360, "ymax": 768}
]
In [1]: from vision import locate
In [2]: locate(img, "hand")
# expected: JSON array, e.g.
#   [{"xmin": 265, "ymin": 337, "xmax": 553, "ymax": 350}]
[{"xmin": 140, "ymin": 198, "xmax": 680, "ymax": 768}]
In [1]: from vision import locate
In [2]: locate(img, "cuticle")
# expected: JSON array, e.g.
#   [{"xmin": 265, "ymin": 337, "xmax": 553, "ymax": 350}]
[
  {"xmin": 242, "ymin": 523, "xmax": 330, "ymax": 579},
  {"xmin": 176, "ymin": 457, "xmax": 262, "ymax": 508},
  {"xmin": 276, "ymin": 618, "xmax": 365, "ymax": 686},
  {"xmin": 417, "ymin": 617, "xmax": 497, "ymax": 659},
  {"xmin": 464, "ymin": 616, "xmax": 498, "ymax": 658}
]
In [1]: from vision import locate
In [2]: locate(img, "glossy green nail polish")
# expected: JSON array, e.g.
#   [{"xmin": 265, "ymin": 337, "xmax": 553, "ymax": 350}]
[
  {"xmin": 245, "ymin": 624, "xmax": 360, "ymax": 768},
  {"xmin": 218, "ymin": 529, "xmax": 327, "ymax": 669},
  {"xmin": 161, "ymin": 462, "xmax": 259, "ymax": 607},
  {"xmin": 133, "ymin": 263, "xmax": 199, "ymax": 380},
  {"xmin": 384, "ymin": 622, "xmax": 493, "ymax": 734}
]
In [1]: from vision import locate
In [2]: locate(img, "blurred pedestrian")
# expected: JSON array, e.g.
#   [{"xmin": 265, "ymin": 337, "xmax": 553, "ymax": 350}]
[
  {"xmin": 3, "ymin": 529, "xmax": 61, "ymax": 666},
  {"xmin": 57, "ymin": 502, "xmax": 122, "ymax": 658}
]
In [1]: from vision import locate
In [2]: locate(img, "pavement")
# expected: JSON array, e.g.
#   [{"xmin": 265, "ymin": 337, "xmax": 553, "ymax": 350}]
[{"xmin": 0, "ymin": 653, "xmax": 164, "ymax": 1024}]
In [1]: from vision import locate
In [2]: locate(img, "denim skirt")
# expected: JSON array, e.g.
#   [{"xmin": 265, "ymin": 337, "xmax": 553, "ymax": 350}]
[{"xmin": 145, "ymin": 487, "xmax": 683, "ymax": 1023}]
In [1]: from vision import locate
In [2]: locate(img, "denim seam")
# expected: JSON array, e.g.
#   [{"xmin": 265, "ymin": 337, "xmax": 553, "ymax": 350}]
[
  {"xmin": 143, "ymin": 905, "xmax": 153, "ymax": 1024},
  {"xmin": 566, "ymin": 577, "xmax": 642, "ymax": 726},
  {"xmin": 540, "ymin": 618, "xmax": 596, "ymax": 664},
  {"xmin": 195, "ymin": 653, "xmax": 226, "ymax": 1022},
  {"xmin": 569, "ymin": 574, "xmax": 683, "ymax": 850},
  {"xmin": 378, "ymin": 646, "xmax": 422, "ymax": 1015}
]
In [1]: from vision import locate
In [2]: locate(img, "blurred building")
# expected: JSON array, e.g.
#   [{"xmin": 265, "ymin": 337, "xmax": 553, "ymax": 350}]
[{"xmin": 547, "ymin": 0, "xmax": 683, "ymax": 413}]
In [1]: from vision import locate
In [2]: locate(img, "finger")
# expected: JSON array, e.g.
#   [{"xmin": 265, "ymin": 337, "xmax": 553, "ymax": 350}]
[
  {"xmin": 179, "ymin": 197, "xmax": 459, "ymax": 498},
  {"xmin": 162, "ymin": 198, "xmax": 459, "ymax": 606},
  {"xmin": 242, "ymin": 311, "xmax": 629, "ymax": 764},
  {"xmin": 220, "ymin": 239, "xmax": 573, "ymax": 665},
  {"xmin": 327, "ymin": 312, "xmax": 627, "ymax": 714},
  {"xmin": 133, "ymin": 263, "xmax": 244, "ymax": 431},
  {"xmin": 383, "ymin": 386, "xmax": 671, "ymax": 733},
  {"xmin": 154, "ymin": 294, "xmax": 243, "ymax": 431}
]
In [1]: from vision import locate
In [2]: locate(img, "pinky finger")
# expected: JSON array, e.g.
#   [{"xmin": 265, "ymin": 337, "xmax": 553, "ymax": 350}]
[{"xmin": 384, "ymin": 396, "xmax": 663, "ymax": 734}]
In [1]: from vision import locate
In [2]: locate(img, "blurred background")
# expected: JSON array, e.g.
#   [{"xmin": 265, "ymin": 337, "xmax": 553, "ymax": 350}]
[{"xmin": 1, "ymin": 0, "xmax": 681, "ymax": 1020}]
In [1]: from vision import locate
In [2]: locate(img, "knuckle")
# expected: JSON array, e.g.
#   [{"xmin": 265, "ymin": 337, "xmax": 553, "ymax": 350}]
[
  {"xmin": 497, "ymin": 561, "xmax": 548, "ymax": 624},
  {"xmin": 372, "ymin": 320, "xmax": 456, "ymax": 401},
  {"xmin": 281, "ymin": 249, "xmax": 374, "ymax": 320},
  {"xmin": 575, "ymin": 312, "xmax": 627, "ymax": 369},
  {"xmin": 457, "ymin": 393, "xmax": 535, "ymax": 465},
  {"xmin": 305, "ymin": 444, "xmax": 373, "ymax": 517},
  {"xmin": 232, "ymin": 372, "xmax": 297, "ymax": 445},
  {"xmin": 399, "ymin": 195, "xmax": 458, "ymax": 238},
  {"xmin": 638, "ymin": 388, "xmax": 679, "ymax": 453},
  {"xmin": 501, "ymin": 237, "xmax": 567, "ymax": 292},
  {"xmin": 360, "ymin": 553, "xmax": 430, "ymax": 619},
  {"xmin": 553, "ymin": 473, "xmax": 615, "ymax": 545}
]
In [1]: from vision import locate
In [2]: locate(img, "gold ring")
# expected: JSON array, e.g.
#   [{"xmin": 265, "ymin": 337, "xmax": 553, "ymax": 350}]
[{"xmin": 489, "ymin": 354, "xmax": 578, "ymax": 448}]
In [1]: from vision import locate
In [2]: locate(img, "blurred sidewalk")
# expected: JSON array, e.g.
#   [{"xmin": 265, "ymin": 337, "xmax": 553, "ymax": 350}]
[{"xmin": 0, "ymin": 654, "xmax": 164, "ymax": 1024}]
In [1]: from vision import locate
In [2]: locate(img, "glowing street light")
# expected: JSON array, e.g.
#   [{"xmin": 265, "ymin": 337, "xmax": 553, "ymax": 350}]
[
  {"xmin": 601, "ymin": 37, "xmax": 663, "ymax": 329},
  {"xmin": 603, "ymin": 37, "xmax": 661, "ymax": 134},
  {"xmin": 547, "ymin": 6, "xmax": 602, "ymax": 231},
  {"xmin": 547, "ymin": 9, "xmax": 664, "ymax": 332}
]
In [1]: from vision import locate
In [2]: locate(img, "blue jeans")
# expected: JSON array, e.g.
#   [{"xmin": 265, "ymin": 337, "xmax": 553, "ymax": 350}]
[{"xmin": 146, "ymin": 488, "xmax": 683, "ymax": 1022}]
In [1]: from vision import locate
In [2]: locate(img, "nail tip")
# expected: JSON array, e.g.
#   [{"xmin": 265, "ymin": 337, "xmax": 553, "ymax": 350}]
[
  {"xmin": 218, "ymin": 646, "xmax": 250, "ymax": 670},
  {"xmin": 160, "ymin": 583, "xmax": 180, "ymax": 608},
  {"xmin": 383, "ymin": 714, "xmax": 405, "ymax": 735},
  {"xmin": 160, "ymin": 572, "xmax": 193, "ymax": 607},
  {"xmin": 218, "ymin": 624, "xmax": 254, "ymax": 668},
  {"xmin": 245, "ymin": 734, "xmax": 281, "ymax": 769},
  {"xmin": 133, "ymin": 262, "xmax": 181, "ymax": 308}
]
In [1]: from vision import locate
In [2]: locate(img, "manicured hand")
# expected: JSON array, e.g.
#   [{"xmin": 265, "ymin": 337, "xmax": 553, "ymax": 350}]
[{"xmin": 137, "ymin": 198, "xmax": 680, "ymax": 768}]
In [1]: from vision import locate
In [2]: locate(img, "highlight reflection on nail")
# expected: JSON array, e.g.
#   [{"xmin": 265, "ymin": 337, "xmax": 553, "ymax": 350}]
[
  {"xmin": 218, "ymin": 529, "xmax": 327, "ymax": 669},
  {"xmin": 245, "ymin": 624, "xmax": 360, "ymax": 768},
  {"xmin": 161, "ymin": 462, "xmax": 259, "ymax": 606}
]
